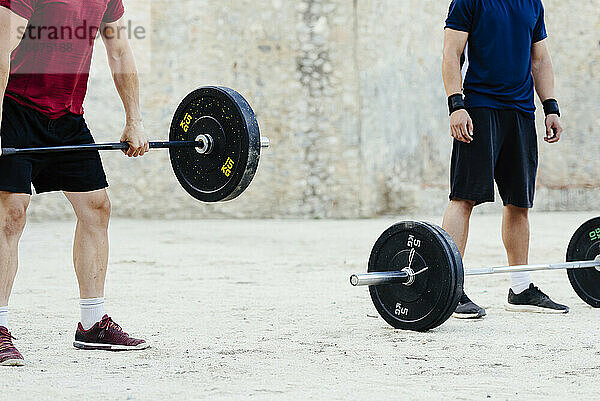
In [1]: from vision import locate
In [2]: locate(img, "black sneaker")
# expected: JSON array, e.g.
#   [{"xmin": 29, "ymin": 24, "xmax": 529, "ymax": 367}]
[
  {"xmin": 505, "ymin": 283, "xmax": 569, "ymax": 314},
  {"xmin": 452, "ymin": 292, "xmax": 486, "ymax": 319}
]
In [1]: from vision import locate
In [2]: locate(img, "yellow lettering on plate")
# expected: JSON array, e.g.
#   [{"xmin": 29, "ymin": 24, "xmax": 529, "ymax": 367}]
[
  {"xmin": 180, "ymin": 113, "xmax": 193, "ymax": 133},
  {"xmin": 221, "ymin": 157, "xmax": 235, "ymax": 177}
]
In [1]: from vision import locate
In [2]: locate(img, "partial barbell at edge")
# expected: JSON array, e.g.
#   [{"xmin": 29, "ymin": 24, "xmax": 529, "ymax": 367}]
[
  {"xmin": 349, "ymin": 218, "xmax": 600, "ymax": 331},
  {"xmin": 0, "ymin": 86, "xmax": 270, "ymax": 203}
]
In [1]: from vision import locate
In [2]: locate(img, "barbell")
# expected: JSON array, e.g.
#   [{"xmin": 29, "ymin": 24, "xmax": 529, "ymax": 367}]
[
  {"xmin": 349, "ymin": 218, "xmax": 600, "ymax": 331},
  {"xmin": 1, "ymin": 86, "xmax": 270, "ymax": 203}
]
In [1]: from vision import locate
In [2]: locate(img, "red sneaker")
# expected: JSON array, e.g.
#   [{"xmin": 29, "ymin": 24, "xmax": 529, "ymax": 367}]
[
  {"xmin": 0, "ymin": 326, "xmax": 25, "ymax": 366},
  {"xmin": 73, "ymin": 315, "xmax": 149, "ymax": 351}
]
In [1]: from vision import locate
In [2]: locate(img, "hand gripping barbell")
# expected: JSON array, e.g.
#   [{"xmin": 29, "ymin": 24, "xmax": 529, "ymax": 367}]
[
  {"xmin": 350, "ymin": 218, "xmax": 600, "ymax": 331},
  {"xmin": 1, "ymin": 86, "xmax": 270, "ymax": 203}
]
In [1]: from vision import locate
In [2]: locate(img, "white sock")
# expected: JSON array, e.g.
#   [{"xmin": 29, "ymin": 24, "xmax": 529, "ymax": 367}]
[
  {"xmin": 0, "ymin": 306, "xmax": 7, "ymax": 328},
  {"xmin": 510, "ymin": 272, "xmax": 531, "ymax": 294},
  {"xmin": 80, "ymin": 298, "xmax": 105, "ymax": 330}
]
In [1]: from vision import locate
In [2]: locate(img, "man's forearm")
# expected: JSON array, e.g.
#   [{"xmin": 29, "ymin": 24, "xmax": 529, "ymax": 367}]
[
  {"xmin": 532, "ymin": 55, "xmax": 555, "ymax": 102},
  {"xmin": 442, "ymin": 52, "xmax": 464, "ymax": 97},
  {"xmin": 109, "ymin": 48, "xmax": 141, "ymax": 123}
]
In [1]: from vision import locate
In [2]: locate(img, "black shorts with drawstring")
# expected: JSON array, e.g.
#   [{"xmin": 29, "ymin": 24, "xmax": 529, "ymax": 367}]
[
  {"xmin": 0, "ymin": 97, "xmax": 108, "ymax": 195},
  {"xmin": 449, "ymin": 108, "xmax": 538, "ymax": 209}
]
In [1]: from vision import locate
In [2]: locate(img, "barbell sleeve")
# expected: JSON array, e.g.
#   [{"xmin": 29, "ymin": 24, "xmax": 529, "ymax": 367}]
[{"xmin": 350, "ymin": 270, "xmax": 410, "ymax": 287}]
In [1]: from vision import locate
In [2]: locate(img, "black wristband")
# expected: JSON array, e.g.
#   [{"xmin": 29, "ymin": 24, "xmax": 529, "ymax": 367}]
[
  {"xmin": 448, "ymin": 94, "xmax": 465, "ymax": 116},
  {"xmin": 542, "ymin": 99, "xmax": 560, "ymax": 117}
]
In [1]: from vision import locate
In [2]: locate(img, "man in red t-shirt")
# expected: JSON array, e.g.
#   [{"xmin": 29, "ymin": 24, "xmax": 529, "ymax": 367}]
[{"xmin": 0, "ymin": 0, "xmax": 150, "ymax": 366}]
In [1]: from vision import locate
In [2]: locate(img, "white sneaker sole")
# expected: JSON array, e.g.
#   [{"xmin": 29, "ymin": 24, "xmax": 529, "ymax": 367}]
[
  {"xmin": 504, "ymin": 303, "xmax": 569, "ymax": 314},
  {"xmin": 1, "ymin": 358, "xmax": 25, "ymax": 366},
  {"xmin": 452, "ymin": 312, "xmax": 486, "ymax": 319},
  {"xmin": 73, "ymin": 341, "xmax": 150, "ymax": 351}
]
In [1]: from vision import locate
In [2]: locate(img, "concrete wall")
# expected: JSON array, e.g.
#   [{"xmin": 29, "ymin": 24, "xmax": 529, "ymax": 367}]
[{"xmin": 26, "ymin": 0, "xmax": 600, "ymax": 220}]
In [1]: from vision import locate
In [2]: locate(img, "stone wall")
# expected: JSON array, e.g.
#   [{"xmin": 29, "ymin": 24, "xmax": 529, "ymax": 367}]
[{"xmin": 26, "ymin": 0, "xmax": 600, "ymax": 220}]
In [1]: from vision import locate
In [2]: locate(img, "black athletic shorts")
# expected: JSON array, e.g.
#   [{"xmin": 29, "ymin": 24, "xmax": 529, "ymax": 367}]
[
  {"xmin": 449, "ymin": 108, "xmax": 538, "ymax": 208},
  {"xmin": 0, "ymin": 97, "xmax": 108, "ymax": 195}
]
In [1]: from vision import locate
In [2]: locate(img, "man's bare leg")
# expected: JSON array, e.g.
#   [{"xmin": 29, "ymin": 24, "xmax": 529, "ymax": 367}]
[
  {"xmin": 64, "ymin": 189, "xmax": 148, "ymax": 350},
  {"xmin": 0, "ymin": 192, "xmax": 29, "ymax": 366},
  {"xmin": 503, "ymin": 204, "xmax": 569, "ymax": 313},
  {"xmin": 442, "ymin": 199, "xmax": 475, "ymax": 256},
  {"xmin": 65, "ymin": 189, "xmax": 112, "ymax": 331},
  {"xmin": 502, "ymin": 205, "xmax": 531, "ymax": 293},
  {"xmin": 64, "ymin": 190, "xmax": 110, "ymax": 300},
  {"xmin": 0, "ymin": 192, "xmax": 30, "ymax": 310},
  {"xmin": 442, "ymin": 199, "xmax": 486, "ymax": 318}
]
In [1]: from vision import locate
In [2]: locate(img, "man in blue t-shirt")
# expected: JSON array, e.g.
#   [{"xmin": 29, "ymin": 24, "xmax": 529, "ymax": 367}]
[{"xmin": 441, "ymin": 0, "xmax": 568, "ymax": 318}]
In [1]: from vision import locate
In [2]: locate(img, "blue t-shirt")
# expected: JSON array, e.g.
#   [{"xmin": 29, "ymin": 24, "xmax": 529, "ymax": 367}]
[{"xmin": 445, "ymin": 0, "xmax": 547, "ymax": 118}]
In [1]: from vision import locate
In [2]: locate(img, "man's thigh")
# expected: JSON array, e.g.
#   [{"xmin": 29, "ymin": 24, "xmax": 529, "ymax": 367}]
[
  {"xmin": 494, "ymin": 111, "xmax": 538, "ymax": 209},
  {"xmin": 449, "ymin": 108, "xmax": 499, "ymax": 205},
  {"xmin": 0, "ymin": 98, "xmax": 41, "ymax": 195},
  {"xmin": 0, "ymin": 156, "xmax": 35, "ymax": 195},
  {"xmin": 32, "ymin": 151, "xmax": 108, "ymax": 194}
]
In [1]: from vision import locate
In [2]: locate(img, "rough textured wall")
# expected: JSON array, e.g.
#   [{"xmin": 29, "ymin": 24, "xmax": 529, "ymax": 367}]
[
  {"xmin": 26, "ymin": 0, "xmax": 600, "ymax": 220},
  {"xmin": 356, "ymin": 0, "xmax": 600, "ymax": 215}
]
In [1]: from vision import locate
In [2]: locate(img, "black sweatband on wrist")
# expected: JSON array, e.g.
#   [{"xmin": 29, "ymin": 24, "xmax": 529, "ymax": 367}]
[
  {"xmin": 448, "ymin": 94, "xmax": 465, "ymax": 116},
  {"xmin": 542, "ymin": 99, "xmax": 560, "ymax": 117}
]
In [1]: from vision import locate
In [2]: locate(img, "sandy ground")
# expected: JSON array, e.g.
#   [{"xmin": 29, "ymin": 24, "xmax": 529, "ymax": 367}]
[{"xmin": 1, "ymin": 212, "xmax": 599, "ymax": 400}]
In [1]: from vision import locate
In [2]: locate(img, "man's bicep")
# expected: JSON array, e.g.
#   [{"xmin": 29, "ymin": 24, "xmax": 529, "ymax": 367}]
[
  {"xmin": 0, "ymin": 6, "xmax": 28, "ymax": 54},
  {"xmin": 444, "ymin": 29, "xmax": 469, "ymax": 57},
  {"xmin": 100, "ymin": 18, "xmax": 129, "ymax": 54},
  {"xmin": 531, "ymin": 39, "xmax": 549, "ymax": 63}
]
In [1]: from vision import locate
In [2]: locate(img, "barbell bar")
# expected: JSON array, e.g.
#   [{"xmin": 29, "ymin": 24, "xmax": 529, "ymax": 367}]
[
  {"xmin": 0, "ymin": 136, "xmax": 270, "ymax": 156},
  {"xmin": 349, "ymin": 218, "xmax": 600, "ymax": 331},
  {"xmin": 2, "ymin": 140, "xmax": 209, "ymax": 155},
  {"xmin": 350, "ymin": 259, "xmax": 600, "ymax": 287},
  {"xmin": 0, "ymin": 86, "xmax": 270, "ymax": 203}
]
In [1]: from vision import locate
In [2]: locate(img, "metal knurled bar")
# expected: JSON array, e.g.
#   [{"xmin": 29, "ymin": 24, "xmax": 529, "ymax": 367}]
[
  {"xmin": 1, "ymin": 136, "xmax": 270, "ymax": 156},
  {"xmin": 350, "ymin": 258, "xmax": 600, "ymax": 287}
]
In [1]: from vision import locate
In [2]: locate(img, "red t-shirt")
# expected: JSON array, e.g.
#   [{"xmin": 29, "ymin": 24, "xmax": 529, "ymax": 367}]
[{"xmin": 1, "ymin": 0, "xmax": 125, "ymax": 118}]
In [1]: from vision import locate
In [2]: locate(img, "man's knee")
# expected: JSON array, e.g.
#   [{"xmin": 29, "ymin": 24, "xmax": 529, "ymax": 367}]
[
  {"xmin": 78, "ymin": 194, "xmax": 111, "ymax": 228},
  {"xmin": 505, "ymin": 204, "xmax": 529, "ymax": 218},
  {"xmin": 450, "ymin": 198, "xmax": 476, "ymax": 214},
  {"xmin": 0, "ymin": 197, "xmax": 29, "ymax": 237}
]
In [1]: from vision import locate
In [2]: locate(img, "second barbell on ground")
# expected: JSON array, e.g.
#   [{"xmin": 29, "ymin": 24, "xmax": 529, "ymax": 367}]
[{"xmin": 350, "ymin": 217, "xmax": 600, "ymax": 331}]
